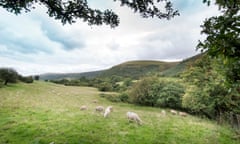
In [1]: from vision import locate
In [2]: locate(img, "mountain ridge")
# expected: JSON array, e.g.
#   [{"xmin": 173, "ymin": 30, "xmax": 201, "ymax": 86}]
[{"xmin": 40, "ymin": 54, "xmax": 203, "ymax": 80}]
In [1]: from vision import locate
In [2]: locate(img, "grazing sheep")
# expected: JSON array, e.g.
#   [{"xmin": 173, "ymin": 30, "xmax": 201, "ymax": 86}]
[
  {"xmin": 93, "ymin": 100, "xmax": 98, "ymax": 103},
  {"xmin": 127, "ymin": 112, "xmax": 142, "ymax": 125},
  {"xmin": 104, "ymin": 106, "xmax": 113, "ymax": 118},
  {"xmin": 170, "ymin": 109, "xmax": 178, "ymax": 115},
  {"xmin": 80, "ymin": 105, "xmax": 88, "ymax": 110},
  {"xmin": 95, "ymin": 106, "xmax": 104, "ymax": 112},
  {"xmin": 179, "ymin": 112, "xmax": 188, "ymax": 117},
  {"xmin": 161, "ymin": 110, "xmax": 166, "ymax": 116}
]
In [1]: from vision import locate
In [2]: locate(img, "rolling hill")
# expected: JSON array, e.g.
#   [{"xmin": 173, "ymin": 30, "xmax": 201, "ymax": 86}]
[
  {"xmin": 39, "ymin": 54, "xmax": 205, "ymax": 80},
  {"xmin": 161, "ymin": 53, "xmax": 204, "ymax": 77},
  {"xmin": 99, "ymin": 60, "xmax": 179, "ymax": 79},
  {"xmin": 40, "ymin": 60, "xmax": 180, "ymax": 80}
]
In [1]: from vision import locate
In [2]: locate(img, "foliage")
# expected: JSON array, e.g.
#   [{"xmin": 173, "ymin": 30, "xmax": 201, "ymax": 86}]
[
  {"xmin": 119, "ymin": 92, "xmax": 129, "ymax": 103},
  {"xmin": 97, "ymin": 82, "xmax": 113, "ymax": 92},
  {"xmin": 0, "ymin": 0, "xmax": 179, "ymax": 27},
  {"xmin": 18, "ymin": 75, "xmax": 34, "ymax": 83},
  {"xmin": 198, "ymin": 0, "xmax": 240, "ymax": 88},
  {"xmin": 0, "ymin": 68, "xmax": 18, "ymax": 85},
  {"xmin": 197, "ymin": 0, "xmax": 240, "ymax": 125},
  {"xmin": 181, "ymin": 54, "xmax": 240, "ymax": 126},
  {"xmin": 34, "ymin": 75, "xmax": 39, "ymax": 80},
  {"xmin": 129, "ymin": 77, "xmax": 157, "ymax": 106},
  {"xmin": 155, "ymin": 81, "xmax": 184, "ymax": 109},
  {"xmin": 99, "ymin": 93, "xmax": 121, "ymax": 102},
  {"xmin": 129, "ymin": 76, "xmax": 184, "ymax": 109}
]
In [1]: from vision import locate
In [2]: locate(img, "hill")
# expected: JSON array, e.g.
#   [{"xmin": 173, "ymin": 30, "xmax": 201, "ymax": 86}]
[
  {"xmin": 161, "ymin": 53, "xmax": 204, "ymax": 77},
  {"xmin": 0, "ymin": 82, "xmax": 238, "ymax": 143},
  {"xmin": 99, "ymin": 60, "xmax": 179, "ymax": 79},
  {"xmin": 40, "ymin": 60, "xmax": 180, "ymax": 80},
  {"xmin": 40, "ymin": 70, "xmax": 104, "ymax": 80}
]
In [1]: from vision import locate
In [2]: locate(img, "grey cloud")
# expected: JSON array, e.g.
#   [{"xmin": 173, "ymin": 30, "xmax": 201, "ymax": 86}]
[
  {"xmin": 40, "ymin": 20, "xmax": 85, "ymax": 51},
  {"xmin": 0, "ymin": 28, "xmax": 53, "ymax": 55},
  {"xmin": 135, "ymin": 29, "xmax": 200, "ymax": 60}
]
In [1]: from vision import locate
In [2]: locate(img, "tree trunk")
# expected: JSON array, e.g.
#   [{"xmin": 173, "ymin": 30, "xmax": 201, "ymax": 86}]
[{"xmin": 4, "ymin": 79, "xmax": 8, "ymax": 85}]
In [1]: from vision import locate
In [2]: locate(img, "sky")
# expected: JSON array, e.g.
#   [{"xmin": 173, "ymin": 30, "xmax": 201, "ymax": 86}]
[{"xmin": 0, "ymin": 0, "xmax": 219, "ymax": 76}]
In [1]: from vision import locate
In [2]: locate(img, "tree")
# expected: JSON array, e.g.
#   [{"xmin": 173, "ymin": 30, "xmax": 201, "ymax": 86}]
[
  {"xmin": 0, "ymin": 0, "xmax": 179, "ymax": 28},
  {"xmin": 198, "ymin": 0, "xmax": 240, "ymax": 86},
  {"xmin": 0, "ymin": 68, "xmax": 18, "ymax": 85},
  {"xmin": 34, "ymin": 75, "xmax": 40, "ymax": 80}
]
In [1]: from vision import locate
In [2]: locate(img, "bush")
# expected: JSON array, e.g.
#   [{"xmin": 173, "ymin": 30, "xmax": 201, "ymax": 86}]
[
  {"xmin": 155, "ymin": 81, "xmax": 184, "ymax": 109},
  {"xmin": 0, "ymin": 68, "xmax": 18, "ymax": 85},
  {"xmin": 98, "ymin": 82, "xmax": 113, "ymax": 92},
  {"xmin": 129, "ymin": 77, "xmax": 158, "ymax": 106},
  {"xmin": 119, "ymin": 92, "xmax": 129, "ymax": 102},
  {"xmin": 129, "ymin": 77, "xmax": 185, "ymax": 109},
  {"xmin": 99, "ymin": 93, "xmax": 121, "ymax": 102},
  {"xmin": 19, "ymin": 76, "xmax": 34, "ymax": 83}
]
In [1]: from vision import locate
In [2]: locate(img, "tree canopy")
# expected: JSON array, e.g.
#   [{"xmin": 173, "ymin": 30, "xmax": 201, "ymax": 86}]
[
  {"xmin": 0, "ymin": 68, "xmax": 18, "ymax": 85},
  {"xmin": 199, "ymin": 0, "xmax": 240, "ymax": 86},
  {"xmin": 0, "ymin": 0, "xmax": 179, "ymax": 28}
]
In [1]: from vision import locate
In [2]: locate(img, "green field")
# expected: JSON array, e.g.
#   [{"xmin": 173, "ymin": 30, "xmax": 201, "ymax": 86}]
[{"xmin": 0, "ymin": 82, "xmax": 239, "ymax": 144}]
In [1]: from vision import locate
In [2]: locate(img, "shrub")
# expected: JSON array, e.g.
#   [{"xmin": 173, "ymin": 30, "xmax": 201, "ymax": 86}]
[
  {"xmin": 19, "ymin": 76, "xmax": 34, "ymax": 83},
  {"xmin": 129, "ymin": 77, "xmax": 185, "ymax": 109},
  {"xmin": 155, "ymin": 81, "xmax": 184, "ymax": 109},
  {"xmin": 129, "ymin": 77, "xmax": 158, "ymax": 106},
  {"xmin": 99, "ymin": 93, "xmax": 121, "ymax": 102},
  {"xmin": 119, "ymin": 92, "xmax": 129, "ymax": 102},
  {"xmin": 98, "ymin": 82, "xmax": 113, "ymax": 92}
]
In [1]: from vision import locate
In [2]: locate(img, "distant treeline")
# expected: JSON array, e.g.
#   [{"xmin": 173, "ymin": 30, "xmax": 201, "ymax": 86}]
[{"xmin": 0, "ymin": 68, "xmax": 39, "ymax": 86}]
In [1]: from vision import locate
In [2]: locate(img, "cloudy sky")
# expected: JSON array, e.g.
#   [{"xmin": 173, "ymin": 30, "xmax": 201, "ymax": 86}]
[{"xmin": 0, "ymin": 0, "xmax": 219, "ymax": 76}]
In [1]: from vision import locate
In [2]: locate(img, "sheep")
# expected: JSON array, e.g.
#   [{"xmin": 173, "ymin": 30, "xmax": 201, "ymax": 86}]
[
  {"xmin": 80, "ymin": 105, "xmax": 88, "ymax": 111},
  {"xmin": 126, "ymin": 111, "xmax": 142, "ymax": 125},
  {"xmin": 95, "ymin": 106, "xmax": 104, "ymax": 112},
  {"xmin": 93, "ymin": 100, "xmax": 98, "ymax": 103},
  {"xmin": 179, "ymin": 112, "xmax": 188, "ymax": 117},
  {"xmin": 104, "ymin": 106, "xmax": 113, "ymax": 118},
  {"xmin": 170, "ymin": 109, "xmax": 178, "ymax": 115},
  {"xmin": 161, "ymin": 110, "xmax": 166, "ymax": 116}
]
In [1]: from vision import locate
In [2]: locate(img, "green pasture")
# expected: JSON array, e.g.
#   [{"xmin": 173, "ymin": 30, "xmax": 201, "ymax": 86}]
[{"xmin": 0, "ymin": 82, "xmax": 238, "ymax": 144}]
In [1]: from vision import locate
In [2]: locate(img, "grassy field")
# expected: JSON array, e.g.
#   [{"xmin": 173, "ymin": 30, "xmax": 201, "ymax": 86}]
[{"xmin": 0, "ymin": 82, "xmax": 239, "ymax": 144}]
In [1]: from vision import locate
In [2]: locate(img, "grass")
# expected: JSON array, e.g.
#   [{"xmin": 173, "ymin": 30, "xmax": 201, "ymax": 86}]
[{"xmin": 0, "ymin": 81, "xmax": 239, "ymax": 144}]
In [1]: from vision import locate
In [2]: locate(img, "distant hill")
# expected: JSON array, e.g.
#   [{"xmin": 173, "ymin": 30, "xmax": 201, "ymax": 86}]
[
  {"xmin": 161, "ymin": 53, "xmax": 204, "ymax": 77},
  {"xmin": 98, "ymin": 60, "xmax": 179, "ymax": 79},
  {"xmin": 39, "ymin": 70, "xmax": 104, "ymax": 80},
  {"xmin": 39, "ymin": 54, "xmax": 205, "ymax": 80},
  {"xmin": 40, "ymin": 60, "xmax": 179, "ymax": 80}
]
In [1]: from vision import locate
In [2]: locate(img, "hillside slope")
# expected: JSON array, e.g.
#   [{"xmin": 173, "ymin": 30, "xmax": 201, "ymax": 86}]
[
  {"xmin": 40, "ymin": 60, "xmax": 179, "ymax": 80},
  {"xmin": 161, "ymin": 53, "xmax": 204, "ymax": 77},
  {"xmin": 0, "ymin": 82, "xmax": 238, "ymax": 144},
  {"xmin": 97, "ymin": 60, "xmax": 179, "ymax": 79},
  {"xmin": 40, "ymin": 70, "xmax": 104, "ymax": 80}
]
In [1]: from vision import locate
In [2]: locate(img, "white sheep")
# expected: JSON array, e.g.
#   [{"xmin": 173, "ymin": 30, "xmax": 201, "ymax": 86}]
[
  {"xmin": 179, "ymin": 112, "xmax": 188, "ymax": 117},
  {"xmin": 80, "ymin": 105, "xmax": 87, "ymax": 110},
  {"xmin": 170, "ymin": 109, "xmax": 178, "ymax": 115},
  {"xmin": 104, "ymin": 106, "xmax": 113, "ymax": 118},
  {"xmin": 126, "ymin": 111, "xmax": 142, "ymax": 125},
  {"xmin": 95, "ymin": 106, "xmax": 104, "ymax": 112},
  {"xmin": 161, "ymin": 110, "xmax": 166, "ymax": 116}
]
